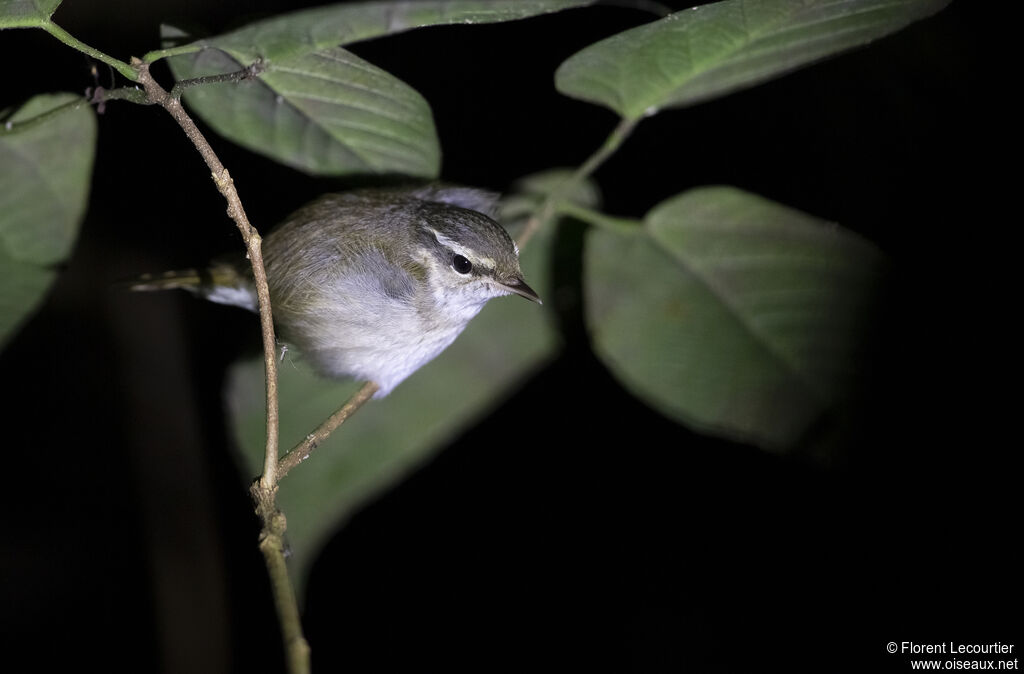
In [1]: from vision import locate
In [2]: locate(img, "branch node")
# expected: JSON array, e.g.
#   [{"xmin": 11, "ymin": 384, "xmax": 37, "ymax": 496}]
[
  {"xmin": 246, "ymin": 57, "xmax": 267, "ymax": 78},
  {"xmin": 86, "ymin": 86, "xmax": 107, "ymax": 114},
  {"xmin": 212, "ymin": 167, "xmax": 233, "ymax": 190}
]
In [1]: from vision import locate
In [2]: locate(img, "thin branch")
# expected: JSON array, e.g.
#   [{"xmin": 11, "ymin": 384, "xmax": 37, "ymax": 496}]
[
  {"xmin": 132, "ymin": 59, "xmax": 281, "ymax": 489},
  {"xmin": 170, "ymin": 60, "xmax": 266, "ymax": 99},
  {"xmin": 517, "ymin": 116, "xmax": 638, "ymax": 248},
  {"xmin": 277, "ymin": 381, "xmax": 380, "ymax": 481},
  {"xmin": 85, "ymin": 85, "xmax": 149, "ymax": 115},
  {"xmin": 132, "ymin": 58, "xmax": 302, "ymax": 672},
  {"xmin": 250, "ymin": 489, "xmax": 310, "ymax": 674}
]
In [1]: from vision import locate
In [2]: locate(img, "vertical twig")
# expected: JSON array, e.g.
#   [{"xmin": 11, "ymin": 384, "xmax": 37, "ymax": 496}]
[
  {"xmin": 251, "ymin": 490, "xmax": 310, "ymax": 673},
  {"xmin": 132, "ymin": 60, "xmax": 281, "ymax": 482},
  {"xmin": 132, "ymin": 59, "xmax": 304, "ymax": 673}
]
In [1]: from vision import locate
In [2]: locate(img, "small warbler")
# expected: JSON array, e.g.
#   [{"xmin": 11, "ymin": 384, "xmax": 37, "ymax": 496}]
[{"xmin": 133, "ymin": 185, "xmax": 540, "ymax": 395}]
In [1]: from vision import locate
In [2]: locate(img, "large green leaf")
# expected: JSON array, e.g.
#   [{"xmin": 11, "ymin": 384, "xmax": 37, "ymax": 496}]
[
  {"xmin": 0, "ymin": 0, "xmax": 61, "ymax": 28},
  {"xmin": 585, "ymin": 186, "xmax": 884, "ymax": 450},
  {"xmin": 555, "ymin": 0, "xmax": 951, "ymax": 120},
  {"xmin": 0, "ymin": 252, "xmax": 54, "ymax": 346},
  {"xmin": 168, "ymin": 42, "xmax": 439, "ymax": 177},
  {"xmin": 227, "ymin": 203, "xmax": 561, "ymax": 585},
  {"xmin": 162, "ymin": 1, "xmax": 591, "ymax": 177},
  {"xmin": 0, "ymin": 93, "xmax": 96, "ymax": 346},
  {"xmin": 167, "ymin": 0, "xmax": 592, "ymax": 64}
]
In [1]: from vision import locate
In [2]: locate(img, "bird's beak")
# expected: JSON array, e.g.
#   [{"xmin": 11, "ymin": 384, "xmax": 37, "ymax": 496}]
[{"xmin": 497, "ymin": 277, "xmax": 542, "ymax": 304}]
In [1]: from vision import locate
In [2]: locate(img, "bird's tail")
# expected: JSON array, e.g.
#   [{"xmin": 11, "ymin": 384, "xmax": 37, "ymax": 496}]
[
  {"xmin": 127, "ymin": 264, "xmax": 258, "ymax": 311},
  {"xmin": 128, "ymin": 268, "xmax": 206, "ymax": 292}
]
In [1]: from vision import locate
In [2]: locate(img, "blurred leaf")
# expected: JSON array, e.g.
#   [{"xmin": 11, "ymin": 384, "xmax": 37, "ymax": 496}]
[
  {"xmin": 585, "ymin": 186, "xmax": 885, "ymax": 450},
  {"xmin": 510, "ymin": 167, "xmax": 602, "ymax": 207},
  {"xmin": 555, "ymin": 0, "xmax": 951, "ymax": 119},
  {"xmin": 168, "ymin": 43, "xmax": 439, "ymax": 177},
  {"xmin": 0, "ymin": 253, "xmax": 54, "ymax": 346},
  {"xmin": 227, "ymin": 206, "xmax": 560, "ymax": 586},
  {"xmin": 0, "ymin": 0, "xmax": 61, "ymax": 28},
  {"xmin": 176, "ymin": 0, "xmax": 593, "ymax": 64},
  {"xmin": 0, "ymin": 93, "xmax": 95, "ymax": 346},
  {"xmin": 500, "ymin": 167, "xmax": 602, "ymax": 234}
]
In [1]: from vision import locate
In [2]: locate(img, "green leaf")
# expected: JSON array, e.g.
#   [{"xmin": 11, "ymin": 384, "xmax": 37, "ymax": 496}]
[
  {"xmin": 226, "ymin": 208, "xmax": 560, "ymax": 585},
  {"xmin": 168, "ymin": 43, "xmax": 439, "ymax": 177},
  {"xmin": 162, "ymin": 1, "xmax": 591, "ymax": 177},
  {"xmin": 0, "ymin": 93, "xmax": 96, "ymax": 346},
  {"xmin": 555, "ymin": 0, "xmax": 951, "ymax": 120},
  {"xmin": 0, "ymin": 0, "xmax": 61, "ymax": 28},
  {"xmin": 0, "ymin": 252, "xmax": 55, "ymax": 346},
  {"xmin": 172, "ymin": 0, "xmax": 592, "ymax": 64},
  {"xmin": 585, "ymin": 186, "xmax": 885, "ymax": 450}
]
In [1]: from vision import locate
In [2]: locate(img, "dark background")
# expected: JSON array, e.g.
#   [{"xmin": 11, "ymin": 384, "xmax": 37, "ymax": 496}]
[{"xmin": 2, "ymin": 1, "xmax": 1015, "ymax": 672}]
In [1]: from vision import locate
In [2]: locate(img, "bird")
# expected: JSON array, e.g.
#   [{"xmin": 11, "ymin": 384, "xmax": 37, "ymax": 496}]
[{"xmin": 132, "ymin": 185, "xmax": 541, "ymax": 396}]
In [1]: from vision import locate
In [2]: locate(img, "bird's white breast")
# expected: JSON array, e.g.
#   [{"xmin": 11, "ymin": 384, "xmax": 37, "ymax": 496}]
[{"xmin": 283, "ymin": 265, "xmax": 489, "ymax": 397}]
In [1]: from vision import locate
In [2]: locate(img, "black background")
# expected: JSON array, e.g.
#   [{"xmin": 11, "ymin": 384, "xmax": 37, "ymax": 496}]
[{"xmin": 2, "ymin": 1, "xmax": 1016, "ymax": 672}]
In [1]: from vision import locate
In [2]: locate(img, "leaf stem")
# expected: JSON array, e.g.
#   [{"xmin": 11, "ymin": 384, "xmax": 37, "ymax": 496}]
[
  {"xmin": 1, "ymin": 95, "xmax": 88, "ymax": 134},
  {"xmin": 556, "ymin": 201, "xmax": 643, "ymax": 233},
  {"xmin": 88, "ymin": 86, "xmax": 150, "ymax": 106},
  {"xmin": 41, "ymin": 22, "xmax": 137, "ymax": 81},
  {"xmin": 142, "ymin": 44, "xmax": 204, "ymax": 63},
  {"xmin": 517, "ymin": 116, "xmax": 638, "ymax": 247}
]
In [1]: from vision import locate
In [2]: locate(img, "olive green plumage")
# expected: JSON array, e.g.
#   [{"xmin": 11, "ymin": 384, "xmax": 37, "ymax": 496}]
[{"xmin": 133, "ymin": 185, "xmax": 540, "ymax": 396}]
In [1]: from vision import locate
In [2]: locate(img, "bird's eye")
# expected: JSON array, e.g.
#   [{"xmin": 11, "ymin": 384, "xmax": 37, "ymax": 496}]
[{"xmin": 452, "ymin": 254, "xmax": 472, "ymax": 274}]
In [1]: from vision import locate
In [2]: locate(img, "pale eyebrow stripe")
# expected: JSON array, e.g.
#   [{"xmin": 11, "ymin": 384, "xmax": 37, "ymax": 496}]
[{"xmin": 425, "ymin": 226, "xmax": 496, "ymax": 269}]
